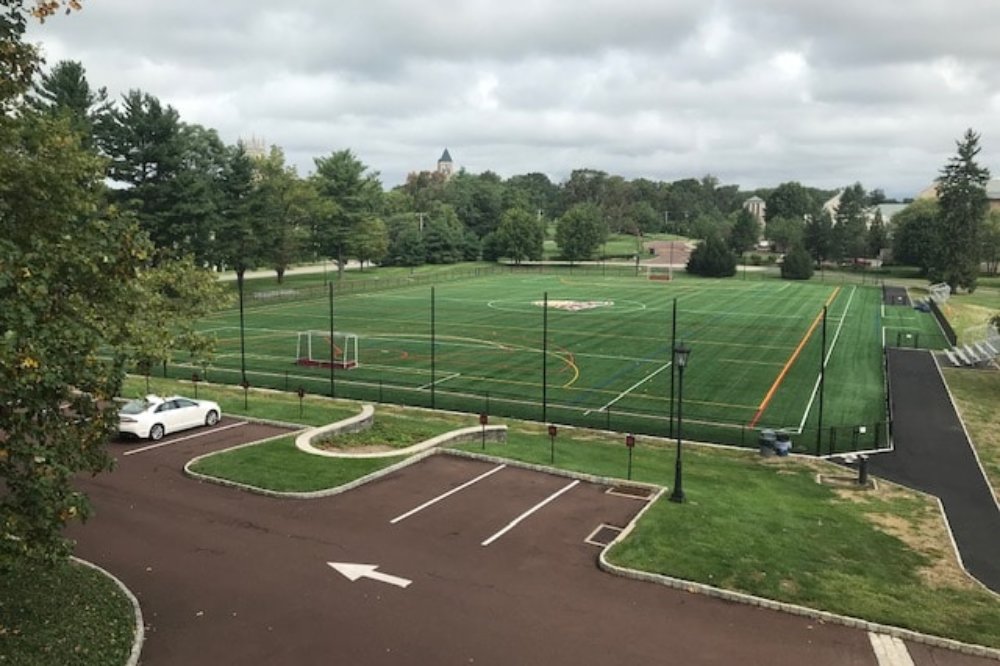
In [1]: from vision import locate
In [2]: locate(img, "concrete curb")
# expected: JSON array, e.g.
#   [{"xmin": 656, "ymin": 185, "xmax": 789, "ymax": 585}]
[
  {"xmin": 70, "ymin": 556, "xmax": 144, "ymax": 666},
  {"xmin": 295, "ymin": 404, "xmax": 376, "ymax": 455}
]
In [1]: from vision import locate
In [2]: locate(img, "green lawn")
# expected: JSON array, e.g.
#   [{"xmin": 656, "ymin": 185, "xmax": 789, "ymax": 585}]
[
  {"xmin": 943, "ymin": 367, "xmax": 1000, "ymax": 498},
  {"xmin": 190, "ymin": 436, "xmax": 405, "ymax": 492},
  {"xmin": 0, "ymin": 560, "xmax": 135, "ymax": 666}
]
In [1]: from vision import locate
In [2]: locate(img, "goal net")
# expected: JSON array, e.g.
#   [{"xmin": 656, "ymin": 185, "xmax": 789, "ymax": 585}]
[
  {"xmin": 295, "ymin": 331, "xmax": 359, "ymax": 369},
  {"xmin": 645, "ymin": 265, "xmax": 673, "ymax": 281}
]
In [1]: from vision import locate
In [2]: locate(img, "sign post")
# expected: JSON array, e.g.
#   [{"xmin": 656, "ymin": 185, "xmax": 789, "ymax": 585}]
[
  {"xmin": 479, "ymin": 413, "xmax": 488, "ymax": 450},
  {"xmin": 625, "ymin": 433, "xmax": 635, "ymax": 480},
  {"xmin": 297, "ymin": 387, "xmax": 306, "ymax": 418},
  {"xmin": 548, "ymin": 424, "xmax": 557, "ymax": 464},
  {"xmin": 192, "ymin": 372, "xmax": 200, "ymax": 399},
  {"xmin": 240, "ymin": 380, "xmax": 250, "ymax": 411}
]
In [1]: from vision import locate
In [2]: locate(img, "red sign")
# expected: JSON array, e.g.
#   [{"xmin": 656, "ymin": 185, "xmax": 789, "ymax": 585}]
[
  {"xmin": 297, "ymin": 387, "xmax": 306, "ymax": 399},
  {"xmin": 191, "ymin": 373, "xmax": 200, "ymax": 382},
  {"xmin": 626, "ymin": 434, "xmax": 635, "ymax": 448},
  {"xmin": 479, "ymin": 413, "xmax": 488, "ymax": 426},
  {"xmin": 548, "ymin": 424, "xmax": 558, "ymax": 437}
]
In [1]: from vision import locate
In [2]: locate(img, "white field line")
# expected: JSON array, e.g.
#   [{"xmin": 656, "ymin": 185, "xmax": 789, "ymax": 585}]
[
  {"xmin": 123, "ymin": 421, "xmax": 248, "ymax": 456},
  {"xmin": 418, "ymin": 372, "xmax": 461, "ymax": 390},
  {"xmin": 795, "ymin": 286, "xmax": 857, "ymax": 435},
  {"xmin": 585, "ymin": 361, "xmax": 673, "ymax": 415},
  {"xmin": 481, "ymin": 480, "xmax": 580, "ymax": 547},
  {"xmin": 390, "ymin": 464, "xmax": 507, "ymax": 524}
]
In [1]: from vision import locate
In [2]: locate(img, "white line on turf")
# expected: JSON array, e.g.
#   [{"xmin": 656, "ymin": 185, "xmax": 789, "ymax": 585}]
[
  {"xmin": 390, "ymin": 464, "xmax": 507, "ymax": 524},
  {"xmin": 481, "ymin": 480, "xmax": 580, "ymax": 547},
  {"xmin": 585, "ymin": 361, "xmax": 673, "ymax": 415},
  {"xmin": 796, "ymin": 286, "xmax": 856, "ymax": 435},
  {"xmin": 122, "ymin": 421, "xmax": 248, "ymax": 456},
  {"xmin": 867, "ymin": 632, "xmax": 915, "ymax": 666},
  {"xmin": 418, "ymin": 372, "xmax": 462, "ymax": 390}
]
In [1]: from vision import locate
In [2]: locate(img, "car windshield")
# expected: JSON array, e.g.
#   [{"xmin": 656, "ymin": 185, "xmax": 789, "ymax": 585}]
[{"xmin": 120, "ymin": 399, "xmax": 152, "ymax": 415}]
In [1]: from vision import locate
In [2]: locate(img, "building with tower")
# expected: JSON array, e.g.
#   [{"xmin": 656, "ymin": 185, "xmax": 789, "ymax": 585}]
[{"xmin": 437, "ymin": 148, "xmax": 454, "ymax": 179}]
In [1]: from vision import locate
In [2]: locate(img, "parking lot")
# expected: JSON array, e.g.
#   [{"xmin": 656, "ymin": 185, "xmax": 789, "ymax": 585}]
[{"xmin": 69, "ymin": 423, "xmax": 996, "ymax": 665}]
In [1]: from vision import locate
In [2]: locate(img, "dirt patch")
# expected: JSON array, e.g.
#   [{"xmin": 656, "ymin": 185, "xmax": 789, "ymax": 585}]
[
  {"xmin": 315, "ymin": 442, "xmax": 396, "ymax": 454},
  {"xmin": 644, "ymin": 241, "xmax": 694, "ymax": 266},
  {"xmin": 833, "ymin": 483, "xmax": 980, "ymax": 591}
]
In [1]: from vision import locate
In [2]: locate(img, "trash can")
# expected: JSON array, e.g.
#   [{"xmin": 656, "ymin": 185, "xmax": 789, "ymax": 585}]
[
  {"xmin": 774, "ymin": 430, "xmax": 792, "ymax": 456},
  {"xmin": 758, "ymin": 429, "xmax": 776, "ymax": 456}
]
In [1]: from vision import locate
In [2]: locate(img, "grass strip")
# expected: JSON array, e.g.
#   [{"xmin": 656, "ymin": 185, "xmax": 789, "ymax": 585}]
[
  {"xmin": 453, "ymin": 430, "xmax": 1000, "ymax": 648},
  {"xmin": 190, "ymin": 435, "xmax": 405, "ymax": 492},
  {"xmin": 942, "ymin": 367, "xmax": 1000, "ymax": 498},
  {"xmin": 0, "ymin": 559, "xmax": 134, "ymax": 666}
]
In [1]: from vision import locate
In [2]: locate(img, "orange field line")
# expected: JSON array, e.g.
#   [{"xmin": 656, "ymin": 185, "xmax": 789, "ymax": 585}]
[{"xmin": 747, "ymin": 287, "xmax": 841, "ymax": 428}]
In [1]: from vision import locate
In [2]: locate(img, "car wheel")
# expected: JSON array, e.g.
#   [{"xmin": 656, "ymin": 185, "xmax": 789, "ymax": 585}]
[
  {"xmin": 205, "ymin": 410, "xmax": 219, "ymax": 426},
  {"xmin": 149, "ymin": 424, "xmax": 165, "ymax": 441}
]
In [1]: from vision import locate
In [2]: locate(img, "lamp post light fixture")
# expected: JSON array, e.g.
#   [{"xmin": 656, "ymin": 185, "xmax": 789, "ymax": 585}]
[{"xmin": 669, "ymin": 341, "xmax": 691, "ymax": 503}]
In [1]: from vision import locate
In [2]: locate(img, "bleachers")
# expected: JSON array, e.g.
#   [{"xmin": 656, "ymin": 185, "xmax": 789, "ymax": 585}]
[{"xmin": 945, "ymin": 339, "xmax": 999, "ymax": 367}]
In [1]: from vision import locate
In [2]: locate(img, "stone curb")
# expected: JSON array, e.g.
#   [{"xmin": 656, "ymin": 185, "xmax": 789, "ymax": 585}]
[
  {"xmin": 295, "ymin": 404, "xmax": 376, "ymax": 455},
  {"xmin": 70, "ymin": 556, "xmax": 145, "ymax": 666},
  {"xmin": 596, "ymin": 494, "xmax": 1000, "ymax": 662}
]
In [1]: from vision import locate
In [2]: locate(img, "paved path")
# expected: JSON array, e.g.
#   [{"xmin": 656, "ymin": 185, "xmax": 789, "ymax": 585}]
[
  {"xmin": 872, "ymin": 348, "xmax": 1000, "ymax": 592},
  {"xmin": 69, "ymin": 421, "xmax": 996, "ymax": 664}
]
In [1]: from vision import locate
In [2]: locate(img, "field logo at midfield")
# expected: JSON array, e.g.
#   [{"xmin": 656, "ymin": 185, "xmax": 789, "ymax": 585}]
[{"xmin": 534, "ymin": 300, "xmax": 614, "ymax": 312}]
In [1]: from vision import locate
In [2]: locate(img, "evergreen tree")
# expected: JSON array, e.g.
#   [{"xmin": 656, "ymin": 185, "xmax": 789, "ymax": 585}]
[
  {"xmin": 29, "ymin": 60, "xmax": 108, "ymax": 145},
  {"xmin": 686, "ymin": 233, "xmax": 737, "ymax": 277},
  {"xmin": 833, "ymin": 183, "xmax": 868, "ymax": 259},
  {"xmin": 803, "ymin": 208, "xmax": 833, "ymax": 265},
  {"xmin": 867, "ymin": 209, "xmax": 888, "ymax": 259},
  {"xmin": 729, "ymin": 208, "xmax": 760, "ymax": 254},
  {"xmin": 933, "ymin": 129, "xmax": 990, "ymax": 292},
  {"xmin": 781, "ymin": 244, "xmax": 815, "ymax": 280}
]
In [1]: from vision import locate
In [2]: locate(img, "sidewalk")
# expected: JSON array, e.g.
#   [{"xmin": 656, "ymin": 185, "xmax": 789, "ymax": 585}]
[{"xmin": 215, "ymin": 260, "xmax": 362, "ymax": 282}]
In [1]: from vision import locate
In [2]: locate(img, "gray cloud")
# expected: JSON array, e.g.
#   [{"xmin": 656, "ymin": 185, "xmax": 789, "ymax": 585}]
[{"xmin": 26, "ymin": 0, "xmax": 1000, "ymax": 196}]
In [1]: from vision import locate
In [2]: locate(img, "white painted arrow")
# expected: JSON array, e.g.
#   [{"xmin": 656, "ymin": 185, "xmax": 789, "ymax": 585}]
[{"xmin": 327, "ymin": 562, "xmax": 412, "ymax": 589}]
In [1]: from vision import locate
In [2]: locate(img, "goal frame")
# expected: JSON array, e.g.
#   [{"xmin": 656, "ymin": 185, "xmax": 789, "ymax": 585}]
[{"xmin": 295, "ymin": 330, "xmax": 359, "ymax": 369}]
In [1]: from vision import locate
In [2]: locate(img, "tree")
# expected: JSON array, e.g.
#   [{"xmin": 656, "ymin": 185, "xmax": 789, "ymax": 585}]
[
  {"xmin": 311, "ymin": 149, "xmax": 382, "ymax": 278},
  {"xmin": 555, "ymin": 203, "xmax": 606, "ymax": 262},
  {"xmin": 686, "ymin": 234, "xmax": 737, "ymax": 277},
  {"xmin": 495, "ymin": 208, "xmax": 544, "ymax": 264},
  {"xmin": 832, "ymin": 183, "xmax": 868, "ymax": 260},
  {"xmin": 729, "ymin": 209, "xmax": 760, "ymax": 254},
  {"xmin": 385, "ymin": 216, "xmax": 425, "ymax": 267},
  {"xmin": 95, "ymin": 90, "xmax": 187, "ymax": 252},
  {"xmin": 423, "ymin": 206, "xmax": 465, "ymax": 264},
  {"xmin": 29, "ymin": 59, "xmax": 108, "ymax": 145},
  {"xmin": 932, "ymin": 129, "xmax": 990, "ymax": 292},
  {"xmin": 1, "ymin": 1, "xmax": 224, "ymax": 565},
  {"xmin": 350, "ymin": 217, "xmax": 389, "ymax": 269},
  {"xmin": 891, "ymin": 200, "xmax": 939, "ymax": 273},
  {"xmin": 867, "ymin": 209, "xmax": 889, "ymax": 259},
  {"xmin": 781, "ymin": 245, "xmax": 815, "ymax": 280},
  {"xmin": 983, "ymin": 211, "xmax": 1000, "ymax": 276},
  {"xmin": 252, "ymin": 146, "xmax": 313, "ymax": 282},
  {"xmin": 766, "ymin": 216, "xmax": 805, "ymax": 253},
  {"xmin": 213, "ymin": 144, "xmax": 266, "ymax": 284},
  {"xmin": 766, "ymin": 182, "xmax": 814, "ymax": 223},
  {"xmin": 803, "ymin": 208, "xmax": 834, "ymax": 265}
]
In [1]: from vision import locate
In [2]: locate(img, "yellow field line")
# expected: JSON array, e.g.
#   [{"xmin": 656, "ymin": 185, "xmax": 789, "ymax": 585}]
[{"xmin": 748, "ymin": 287, "xmax": 841, "ymax": 428}]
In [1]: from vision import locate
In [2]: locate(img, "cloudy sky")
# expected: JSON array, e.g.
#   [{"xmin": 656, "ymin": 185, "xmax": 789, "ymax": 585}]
[{"xmin": 26, "ymin": 0, "xmax": 1000, "ymax": 196}]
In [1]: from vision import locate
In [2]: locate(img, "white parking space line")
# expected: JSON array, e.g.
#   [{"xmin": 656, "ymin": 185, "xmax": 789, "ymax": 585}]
[
  {"xmin": 868, "ymin": 632, "xmax": 915, "ymax": 666},
  {"xmin": 481, "ymin": 480, "xmax": 580, "ymax": 547},
  {"xmin": 391, "ymin": 464, "xmax": 507, "ymax": 524},
  {"xmin": 122, "ymin": 421, "xmax": 248, "ymax": 456}
]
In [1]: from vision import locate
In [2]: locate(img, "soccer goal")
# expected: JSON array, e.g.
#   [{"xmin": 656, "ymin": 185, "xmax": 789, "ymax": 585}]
[
  {"xmin": 928, "ymin": 282, "xmax": 951, "ymax": 304},
  {"xmin": 645, "ymin": 265, "xmax": 673, "ymax": 281},
  {"xmin": 295, "ymin": 331, "xmax": 359, "ymax": 369}
]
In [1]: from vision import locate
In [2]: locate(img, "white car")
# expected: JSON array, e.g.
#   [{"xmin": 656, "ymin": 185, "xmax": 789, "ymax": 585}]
[{"xmin": 118, "ymin": 395, "xmax": 222, "ymax": 441}]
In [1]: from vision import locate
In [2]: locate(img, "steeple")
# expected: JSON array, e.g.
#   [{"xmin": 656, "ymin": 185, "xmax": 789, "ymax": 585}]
[{"xmin": 437, "ymin": 148, "xmax": 454, "ymax": 178}]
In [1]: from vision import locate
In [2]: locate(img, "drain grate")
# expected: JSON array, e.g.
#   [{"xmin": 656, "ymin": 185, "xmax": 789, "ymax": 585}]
[
  {"xmin": 585, "ymin": 523, "xmax": 623, "ymax": 547},
  {"xmin": 606, "ymin": 485, "xmax": 655, "ymax": 500}
]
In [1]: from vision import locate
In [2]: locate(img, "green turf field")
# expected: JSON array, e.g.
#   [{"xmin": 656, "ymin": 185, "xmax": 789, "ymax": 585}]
[{"xmin": 175, "ymin": 270, "xmax": 950, "ymax": 453}]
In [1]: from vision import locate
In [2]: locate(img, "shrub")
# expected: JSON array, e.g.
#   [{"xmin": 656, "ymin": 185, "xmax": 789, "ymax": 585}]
[
  {"xmin": 781, "ymin": 245, "xmax": 815, "ymax": 280},
  {"xmin": 687, "ymin": 234, "xmax": 737, "ymax": 277}
]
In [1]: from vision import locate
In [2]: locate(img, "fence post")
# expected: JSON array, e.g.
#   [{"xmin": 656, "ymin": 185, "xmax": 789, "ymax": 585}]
[
  {"xmin": 828, "ymin": 427, "xmax": 836, "ymax": 456},
  {"xmin": 379, "ymin": 378, "xmax": 383, "ymax": 403},
  {"xmin": 606, "ymin": 406, "xmax": 611, "ymax": 431}
]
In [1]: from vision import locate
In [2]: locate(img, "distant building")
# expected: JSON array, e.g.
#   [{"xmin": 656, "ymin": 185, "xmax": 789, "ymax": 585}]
[
  {"xmin": 917, "ymin": 178, "xmax": 1000, "ymax": 211},
  {"xmin": 242, "ymin": 135, "xmax": 267, "ymax": 160},
  {"xmin": 437, "ymin": 148, "xmax": 454, "ymax": 179},
  {"xmin": 742, "ymin": 195, "xmax": 766, "ymax": 228}
]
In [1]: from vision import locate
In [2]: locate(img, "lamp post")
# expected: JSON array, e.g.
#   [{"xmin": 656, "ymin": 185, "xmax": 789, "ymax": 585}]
[{"xmin": 670, "ymin": 341, "xmax": 691, "ymax": 503}]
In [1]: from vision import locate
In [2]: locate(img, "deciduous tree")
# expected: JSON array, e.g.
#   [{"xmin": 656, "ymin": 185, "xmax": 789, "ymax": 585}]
[{"xmin": 555, "ymin": 203, "xmax": 606, "ymax": 262}]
